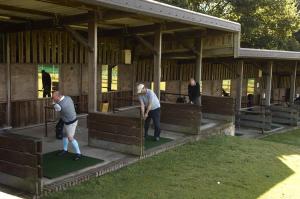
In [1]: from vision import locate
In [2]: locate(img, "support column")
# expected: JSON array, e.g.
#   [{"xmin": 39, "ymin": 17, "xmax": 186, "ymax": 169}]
[
  {"xmin": 88, "ymin": 11, "xmax": 98, "ymax": 112},
  {"xmin": 195, "ymin": 37, "xmax": 203, "ymax": 105},
  {"xmin": 6, "ymin": 33, "xmax": 11, "ymax": 127},
  {"xmin": 153, "ymin": 25, "xmax": 162, "ymax": 99},
  {"xmin": 265, "ymin": 61, "xmax": 273, "ymax": 106},
  {"xmin": 290, "ymin": 61, "xmax": 297, "ymax": 104},
  {"xmin": 236, "ymin": 60, "xmax": 244, "ymax": 112}
]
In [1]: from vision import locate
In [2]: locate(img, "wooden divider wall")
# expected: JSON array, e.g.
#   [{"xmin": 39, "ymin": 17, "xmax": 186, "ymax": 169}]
[
  {"xmin": 202, "ymin": 95, "xmax": 235, "ymax": 116},
  {"xmin": 0, "ymin": 133, "xmax": 42, "ymax": 195},
  {"xmin": 88, "ymin": 112, "xmax": 143, "ymax": 156},
  {"xmin": 160, "ymin": 102, "xmax": 202, "ymax": 134}
]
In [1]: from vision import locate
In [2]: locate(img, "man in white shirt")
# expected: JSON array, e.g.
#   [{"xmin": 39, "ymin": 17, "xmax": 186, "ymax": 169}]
[{"xmin": 137, "ymin": 84, "xmax": 161, "ymax": 141}]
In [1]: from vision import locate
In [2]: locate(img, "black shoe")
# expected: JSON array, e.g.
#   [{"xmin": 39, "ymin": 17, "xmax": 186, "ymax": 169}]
[
  {"xmin": 154, "ymin": 137, "xmax": 160, "ymax": 141},
  {"xmin": 73, "ymin": 154, "xmax": 82, "ymax": 161},
  {"xmin": 144, "ymin": 133, "xmax": 148, "ymax": 138},
  {"xmin": 57, "ymin": 150, "xmax": 68, "ymax": 156}
]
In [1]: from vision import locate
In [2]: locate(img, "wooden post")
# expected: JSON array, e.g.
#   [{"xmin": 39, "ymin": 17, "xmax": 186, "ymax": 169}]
[
  {"xmin": 290, "ymin": 61, "xmax": 297, "ymax": 104},
  {"xmin": 88, "ymin": 12, "xmax": 98, "ymax": 112},
  {"xmin": 195, "ymin": 37, "xmax": 203, "ymax": 105},
  {"xmin": 236, "ymin": 60, "xmax": 244, "ymax": 111},
  {"xmin": 6, "ymin": 33, "xmax": 11, "ymax": 126},
  {"xmin": 153, "ymin": 24, "xmax": 162, "ymax": 99},
  {"xmin": 265, "ymin": 61, "xmax": 273, "ymax": 106}
]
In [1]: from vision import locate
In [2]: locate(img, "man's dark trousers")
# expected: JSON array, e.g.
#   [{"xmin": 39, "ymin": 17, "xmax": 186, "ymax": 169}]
[{"xmin": 144, "ymin": 108, "xmax": 161, "ymax": 138}]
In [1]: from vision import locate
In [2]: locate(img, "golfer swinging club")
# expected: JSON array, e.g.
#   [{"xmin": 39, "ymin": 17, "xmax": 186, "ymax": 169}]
[
  {"xmin": 137, "ymin": 84, "xmax": 161, "ymax": 141},
  {"xmin": 52, "ymin": 91, "xmax": 82, "ymax": 161}
]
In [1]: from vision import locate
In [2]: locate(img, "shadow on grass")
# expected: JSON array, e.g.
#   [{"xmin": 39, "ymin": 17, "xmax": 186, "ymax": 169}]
[{"xmin": 45, "ymin": 136, "xmax": 300, "ymax": 199}]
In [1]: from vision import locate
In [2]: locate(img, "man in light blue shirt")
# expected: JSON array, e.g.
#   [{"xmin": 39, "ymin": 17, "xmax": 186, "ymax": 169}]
[{"xmin": 137, "ymin": 84, "xmax": 161, "ymax": 141}]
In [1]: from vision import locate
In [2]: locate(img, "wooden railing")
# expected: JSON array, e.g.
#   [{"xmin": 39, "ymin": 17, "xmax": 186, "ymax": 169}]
[
  {"xmin": 270, "ymin": 104, "xmax": 299, "ymax": 126},
  {"xmin": 236, "ymin": 106, "xmax": 272, "ymax": 132}
]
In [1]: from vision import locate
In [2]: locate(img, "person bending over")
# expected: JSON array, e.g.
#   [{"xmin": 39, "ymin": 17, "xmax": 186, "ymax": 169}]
[{"xmin": 137, "ymin": 84, "xmax": 161, "ymax": 141}]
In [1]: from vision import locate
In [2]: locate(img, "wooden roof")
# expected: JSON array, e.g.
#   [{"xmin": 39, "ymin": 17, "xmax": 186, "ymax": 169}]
[
  {"xmin": 238, "ymin": 48, "xmax": 300, "ymax": 61},
  {"xmin": 0, "ymin": 0, "xmax": 240, "ymax": 33}
]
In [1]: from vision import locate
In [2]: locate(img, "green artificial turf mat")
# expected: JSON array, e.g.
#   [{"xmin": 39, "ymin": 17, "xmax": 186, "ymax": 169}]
[
  {"xmin": 43, "ymin": 151, "xmax": 104, "ymax": 179},
  {"xmin": 144, "ymin": 136, "xmax": 173, "ymax": 150}
]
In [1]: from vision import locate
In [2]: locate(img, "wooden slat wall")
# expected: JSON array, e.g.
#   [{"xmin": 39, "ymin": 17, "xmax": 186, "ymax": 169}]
[
  {"xmin": 202, "ymin": 95, "xmax": 235, "ymax": 116},
  {"xmin": 0, "ymin": 103, "xmax": 6, "ymax": 126},
  {"xmin": 7, "ymin": 31, "xmax": 121, "ymax": 65},
  {"xmin": 161, "ymin": 102, "xmax": 201, "ymax": 134},
  {"xmin": 0, "ymin": 133, "xmax": 42, "ymax": 195},
  {"xmin": 102, "ymin": 90, "xmax": 133, "ymax": 112},
  {"xmin": 11, "ymin": 98, "xmax": 56, "ymax": 127},
  {"xmin": 0, "ymin": 33, "xmax": 5, "ymax": 63},
  {"xmin": 88, "ymin": 112, "xmax": 143, "ymax": 156},
  {"xmin": 136, "ymin": 60, "xmax": 260, "ymax": 82}
]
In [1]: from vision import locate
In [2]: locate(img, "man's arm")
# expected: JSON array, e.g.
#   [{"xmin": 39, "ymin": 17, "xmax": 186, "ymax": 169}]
[
  {"xmin": 53, "ymin": 103, "xmax": 62, "ymax": 112},
  {"xmin": 139, "ymin": 98, "xmax": 145, "ymax": 116}
]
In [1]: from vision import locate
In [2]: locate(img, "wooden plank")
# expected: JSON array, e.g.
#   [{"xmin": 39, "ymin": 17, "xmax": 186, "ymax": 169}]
[
  {"xmin": 89, "ymin": 129, "xmax": 141, "ymax": 145},
  {"xmin": 52, "ymin": 31, "xmax": 57, "ymax": 64},
  {"xmin": 0, "ymin": 160, "xmax": 38, "ymax": 179},
  {"xmin": 88, "ymin": 121, "xmax": 141, "ymax": 137},
  {"xmin": 58, "ymin": 32, "xmax": 62, "ymax": 64},
  {"xmin": 32, "ymin": 31, "xmax": 37, "ymax": 64},
  {"xmin": 45, "ymin": 31, "xmax": 50, "ymax": 63},
  {"xmin": 38, "ymin": 31, "xmax": 44, "ymax": 63},
  {"xmin": 18, "ymin": 32, "xmax": 24, "ymax": 63},
  {"xmin": 88, "ymin": 113, "xmax": 140, "ymax": 127},
  {"xmin": 161, "ymin": 102, "xmax": 201, "ymax": 112},
  {"xmin": 25, "ymin": 31, "xmax": 31, "ymax": 63},
  {"xmin": 0, "ymin": 134, "xmax": 41, "ymax": 154},
  {"xmin": 0, "ymin": 148, "xmax": 40, "ymax": 167}
]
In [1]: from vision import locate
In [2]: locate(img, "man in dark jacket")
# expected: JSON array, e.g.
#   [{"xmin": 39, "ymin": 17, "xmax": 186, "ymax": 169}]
[
  {"xmin": 188, "ymin": 78, "xmax": 200, "ymax": 105},
  {"xmin": 42, "ymin": 70, "xmax": 52, "ymax": 97}
]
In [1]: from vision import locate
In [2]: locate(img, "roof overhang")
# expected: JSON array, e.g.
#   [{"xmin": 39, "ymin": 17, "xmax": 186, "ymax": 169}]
[
  {"xmin": 77, "ymin": 0, "xmax": 241, "ymax": 32},
  {"xmin": 237, "ymin": 48, "xmax": 300, "ymax": 61}
]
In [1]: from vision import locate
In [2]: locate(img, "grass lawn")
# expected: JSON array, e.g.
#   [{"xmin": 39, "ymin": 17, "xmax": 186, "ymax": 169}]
[
  {"xmin": 45, "ymin": 135, "xmax": 300, "ymax": 199},
  {"xmin": 262, "ymin": 129, "xmax": 300, "ymax": 147}
]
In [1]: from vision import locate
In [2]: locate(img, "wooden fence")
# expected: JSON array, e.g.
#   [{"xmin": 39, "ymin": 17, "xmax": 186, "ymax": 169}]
[
  {"xmin": 0, "ymin": 133, "xmax": 42, "ymax": 195},
  {"xmin": 236, "ymin": 106, "xmax": 272, "ymax": 131},
  {"xmin": 270, "ymin": 105, "xmax": 299, "ymax": 126}
]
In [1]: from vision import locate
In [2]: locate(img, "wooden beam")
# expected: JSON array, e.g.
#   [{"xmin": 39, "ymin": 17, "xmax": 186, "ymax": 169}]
[
  {"xmin": 290, "ymin": 61, "xmax": 297, "ymax": 104},
  {"xmin": 134, "ymin": 35, "xmax": 157, "ymax": 55},
  {"xmin": 172, "ymin": 34, "xmax": 199, "ymax": 56},
  {"xmin": 0, "ymin": 4, "xmax": 55, "ymax": 17},
  {"xmin": 88, "ymin": 11, "xmax": 98, "ymax": 113},
  {"xmin": 6, "ymin": 34, "xmax": 11, "ymax": 127},
  {"xmin": 195, "ymin": 37, "xmax": 203, "ymax": 105},
  {"xmin": 236, "ymin": 60, "xmax": 244, "ymax": 112},
  {"xmin": 153, "ymin": 24, "xmax": 162, "ymax": 99},
  {"xmin": 64, "ymin": 25, "xmax": 93, "ymax": 52},
  {"xmin": 99, "ymin": 22, "xmax": 198, "ymax": 37},
  {"xmin": 265, "ymin": 61, "xmax": 273, "ymax": 106},
  {"xmin": 0, "ymin": 13, "xmax": 91, "ymax": 32}
]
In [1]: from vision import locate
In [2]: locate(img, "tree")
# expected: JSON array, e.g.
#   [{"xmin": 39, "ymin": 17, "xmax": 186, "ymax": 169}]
[{"xmin": 158, "ymin": 0, "xmax": 300, "ymax": 51}]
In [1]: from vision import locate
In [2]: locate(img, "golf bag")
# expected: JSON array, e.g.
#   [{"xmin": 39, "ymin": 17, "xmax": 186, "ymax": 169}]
[{"xmin": 55, "ymin": 119, "xmax": 64, "ymax": 140}]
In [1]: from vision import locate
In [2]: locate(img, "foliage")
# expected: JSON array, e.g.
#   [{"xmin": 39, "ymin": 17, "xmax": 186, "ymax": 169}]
[{"xmin": 159, "ymin": 0, "xmax": 300, "ymax": 51}]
